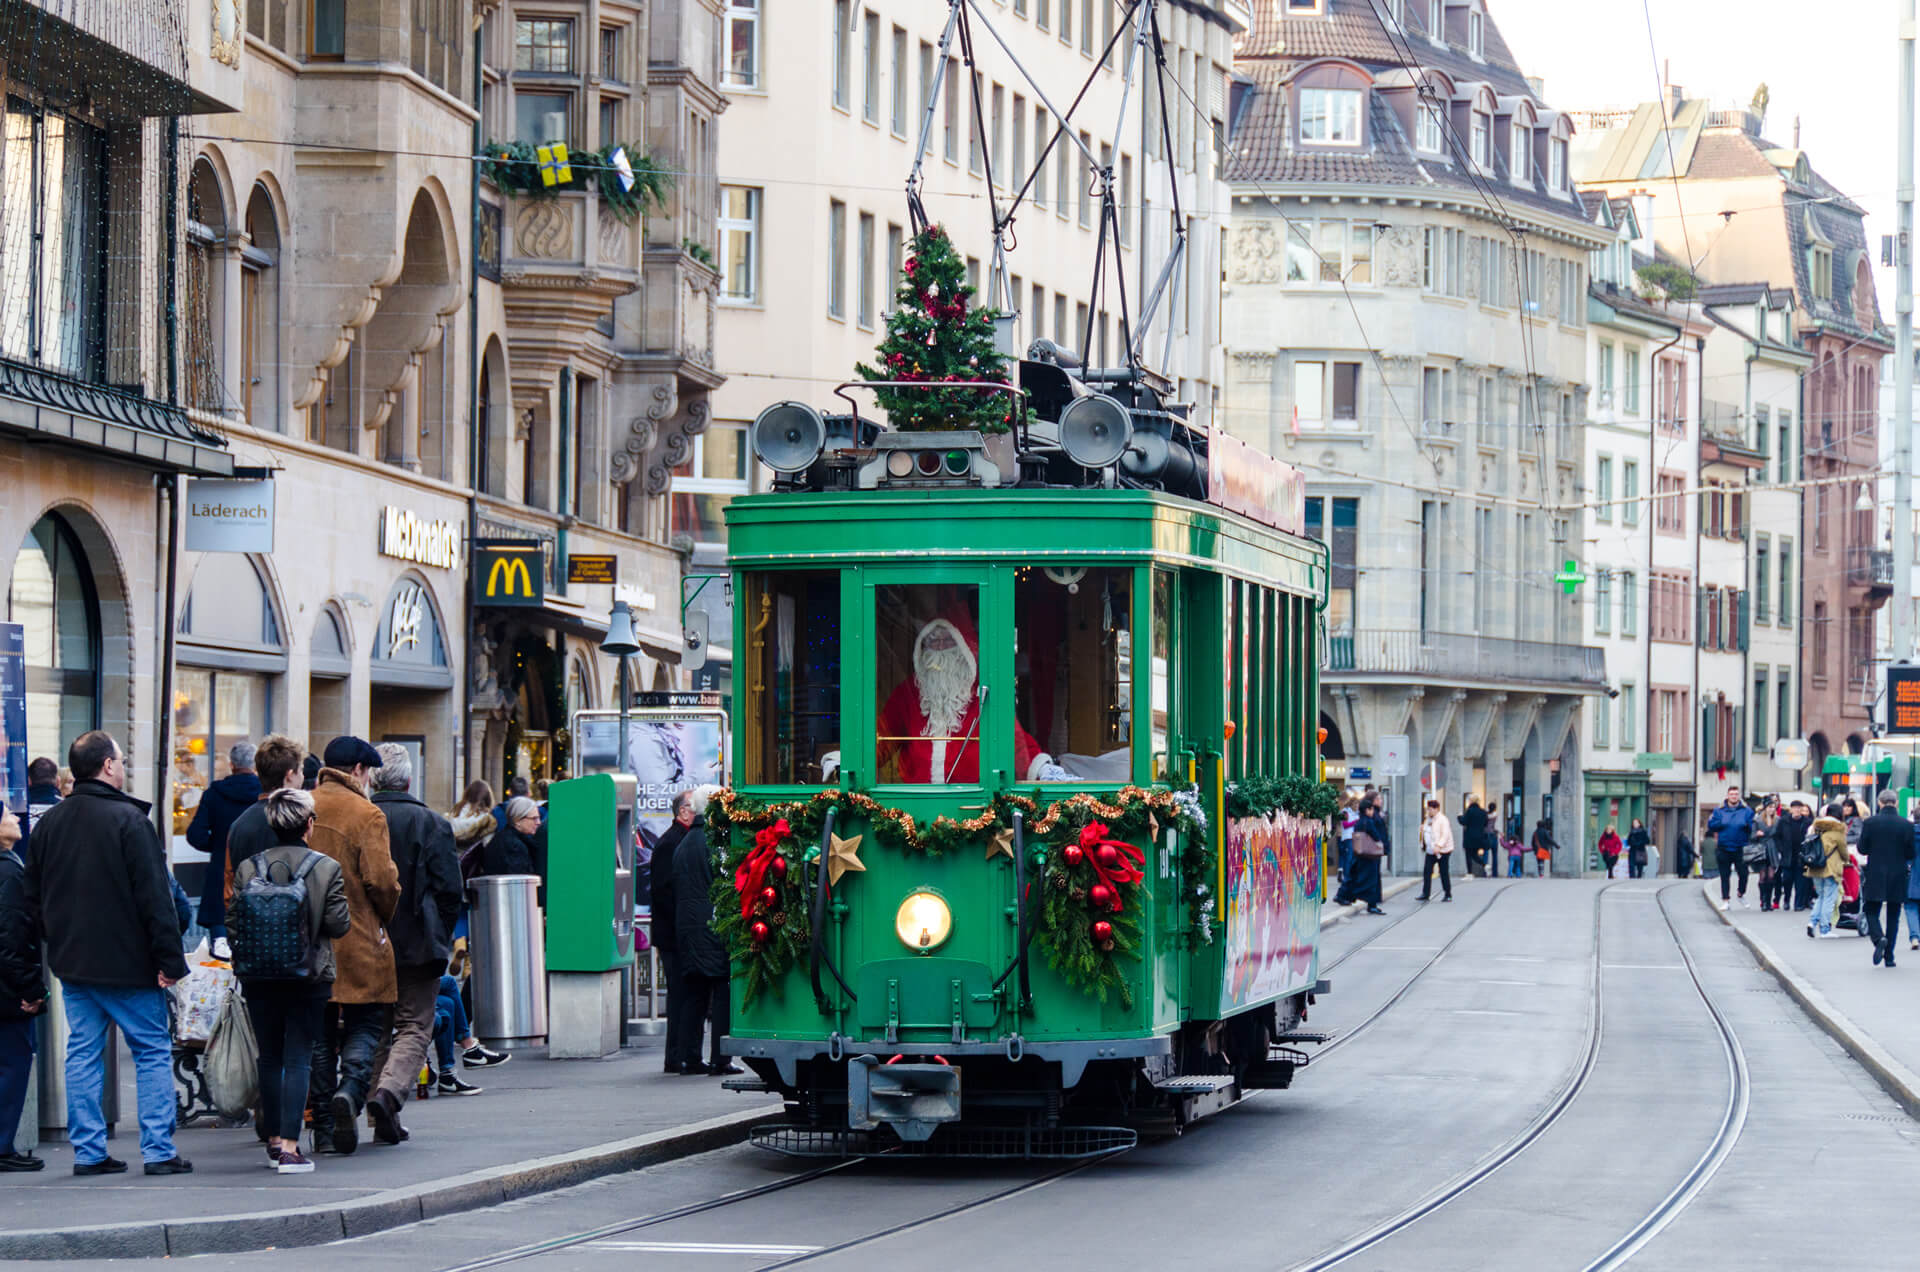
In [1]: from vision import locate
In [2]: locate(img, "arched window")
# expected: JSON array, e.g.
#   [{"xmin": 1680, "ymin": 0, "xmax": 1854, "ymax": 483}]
[
  {"xmin": 1471, "ymin": 107, "xmax": 1490, "ymax": 168},
  {"xmin": 175, "ymin": 554, "xmax": 285, "ymax": 834},
  {"xmin": 185, "ymin": 158, "xmax": 231, "ymax": 415},
  {"xmin": 243, "ymin": 185, "xmax": 282, "ymax": 432},
  {"xmin": 7, "ymin": 514, "xmax": 101, "ymax": 760},
  {"xmin": 309, "ymin": 603, "xmax": 353, "ymax": 761}
]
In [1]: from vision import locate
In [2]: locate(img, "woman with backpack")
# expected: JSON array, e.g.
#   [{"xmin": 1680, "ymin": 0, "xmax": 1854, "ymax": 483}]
[
  {"xmin": 1531, "ymin": 818, "xmax": 1558, "ymax": 877},
  {"xmin": 229, "ymin": 788, "xmax": 349, "ymax": 1174}
]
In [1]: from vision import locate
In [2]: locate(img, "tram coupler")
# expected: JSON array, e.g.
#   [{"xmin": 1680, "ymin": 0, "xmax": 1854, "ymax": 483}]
[{"xmin": 847, "ymin": 1055, "xmax": 962, "ymax": 1142}]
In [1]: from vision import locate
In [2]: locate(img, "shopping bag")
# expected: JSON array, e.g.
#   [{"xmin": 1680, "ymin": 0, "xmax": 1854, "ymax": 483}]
[
  {"xmin": 171, "ymin": 950, "xmax": 236, "ymax": 1045},
  {"xmin": 203, "ymin": 986, "xmax": 259, "ymax": 1120}
]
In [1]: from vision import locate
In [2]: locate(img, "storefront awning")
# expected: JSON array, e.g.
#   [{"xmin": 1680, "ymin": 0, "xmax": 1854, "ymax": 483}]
[
  {"xmin": 1822, "ymin": 755, "xmax": 1894, "ymax": 776},
  {"xmin": 0, "ymin": 359, "xmax": 233, "ymax": 475}
]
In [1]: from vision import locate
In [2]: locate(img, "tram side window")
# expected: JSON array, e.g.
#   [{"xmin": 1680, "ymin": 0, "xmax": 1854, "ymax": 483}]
[
  {"xmin": 1014, "ymin": 567, "xmax": 1131, "ymax": 782},
  {"xmin": 876, "ymin": 584, "xmax": 984, "ymax": 784},
  {"xmin": 1151, "ymin": 571, "xmax": 1173, "ymax": 782},
  {"xmin": 743, "ymin": 571, "xmax": 841, "ymax": 785}
]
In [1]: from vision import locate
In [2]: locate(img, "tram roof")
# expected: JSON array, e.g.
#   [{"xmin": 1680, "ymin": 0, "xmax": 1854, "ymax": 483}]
[{"xmin": 723, "ymin": 487, "xmax": 1326, "ymax": 598}]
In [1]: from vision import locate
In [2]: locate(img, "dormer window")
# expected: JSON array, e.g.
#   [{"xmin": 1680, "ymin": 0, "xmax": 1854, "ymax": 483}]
[
  {"xmin": 1380, "ymin": 0, "xmax": 1403, "ymax": 28},
  {"xmin": 1468, "ymin": 10, "xmax": 1484, "ymax": 57},
  {"xmin": 1810, "ymin": 246, "xmax": 1833, "ymax": 300},
  {"xmin": 1471, "ymin": 108, "xmax": 1490, "ymax": 168},
  {"xmin": 1550, "ymin": 137, "xmax": 1568, "ymax": 191},
  {"xmin": 1428, "ymin": 0, "xmax": 1443, "ymax": 44},
  {"xmin": 1301, "ymin": 87, "xmax": 1363, "ymax": 145},
  {"xmin": 1511, "ymin": 123, "xmax": 1530, "ymax": 183},
  {"xmin": 1418, "ymin": 101, "xmax": 1443, "ymax": 153},
  {"xmin": 1287, "ymin": 0, "xmax": 1324, "ymax": 12}
]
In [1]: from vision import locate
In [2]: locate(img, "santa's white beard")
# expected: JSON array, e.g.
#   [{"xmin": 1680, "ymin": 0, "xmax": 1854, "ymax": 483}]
[{"xmin": 916, "ymin": 649, "xmax": 975, "ymax": 738}]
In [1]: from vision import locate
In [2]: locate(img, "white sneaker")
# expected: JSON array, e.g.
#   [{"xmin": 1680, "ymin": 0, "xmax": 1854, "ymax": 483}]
[
  {"xmin": 1718, "ymin": 899, "xmax": 1729, "ymax": 911},
  {"xmin": 211, "ymin": 936, "xmax": 233, "ymax": 961},
  {"xmin": 1739, "ymin": 896, "xmax": 1750, "ymax": 909}
]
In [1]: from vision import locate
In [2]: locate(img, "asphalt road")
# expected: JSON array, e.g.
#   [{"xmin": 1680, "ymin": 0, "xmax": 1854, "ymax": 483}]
[{"xmin": 39, "ymin": 879, "xmax": 1920, "ymax": 1271}]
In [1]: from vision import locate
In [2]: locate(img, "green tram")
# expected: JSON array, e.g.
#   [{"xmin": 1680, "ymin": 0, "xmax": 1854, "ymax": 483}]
[{"xmin": 711, "ymin": 362, "xmax": 1333, "ymax": 1157}]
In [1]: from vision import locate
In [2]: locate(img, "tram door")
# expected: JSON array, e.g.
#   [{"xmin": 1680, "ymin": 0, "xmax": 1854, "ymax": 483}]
[{"xmin": 1148, "ymin": 568, "xmax": 1188, "ymax": 1025}]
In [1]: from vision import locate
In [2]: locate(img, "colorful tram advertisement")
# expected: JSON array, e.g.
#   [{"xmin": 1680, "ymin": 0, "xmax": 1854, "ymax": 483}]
[{"xmin": 706, "ymin": 352, "xmax": 1337, "ymax": 1159}]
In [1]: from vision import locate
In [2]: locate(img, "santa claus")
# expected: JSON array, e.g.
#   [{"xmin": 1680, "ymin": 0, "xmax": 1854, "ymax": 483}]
[{"xmin": 876, "ymin": 609, "xmax": 1067, "ymax": 784}]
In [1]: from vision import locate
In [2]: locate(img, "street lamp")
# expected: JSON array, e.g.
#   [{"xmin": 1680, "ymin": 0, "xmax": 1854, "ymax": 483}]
[{"xmin": 601, "ymin": 600, "xmax": 642, "ymax": 775}]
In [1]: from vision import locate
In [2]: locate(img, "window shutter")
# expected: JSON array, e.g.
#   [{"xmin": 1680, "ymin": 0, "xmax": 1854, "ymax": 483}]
[
  {"xmin": 1695, "ymin": 586, "xmax": 1707, "ymax": 648},
  {"xmin": 1737, "ymin": 590, "xmax": 1750, "ymax": 651},
  {"xmin": 1731, "ymin": 707, "xmax": 1744, "ymax": 767},
  {"xmin": 1702, "ymin": 703, "xmax": 1716, "ymax": 769}
]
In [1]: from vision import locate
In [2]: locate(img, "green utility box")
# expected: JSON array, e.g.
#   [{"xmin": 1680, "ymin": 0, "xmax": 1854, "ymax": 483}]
[{"xmin": 545, "ymin": 772, "xmax": 638, "ymax": 972}]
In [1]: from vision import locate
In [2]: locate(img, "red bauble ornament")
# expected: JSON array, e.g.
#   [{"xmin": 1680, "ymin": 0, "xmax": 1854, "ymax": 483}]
[
  {"xmin": 1088, "ymin": 883, "xmax": 1113, "ymax": 910},
  {"xmin": 769, "ymin": 854, "xmax": 788, "ymax": 878},
  {"xmin": 750, "ymin": 920, "xmax": 771, "ymax": 944},
  {"xmin": 760, "ymin": 886, "xmax": 779, "ymax": 907},
  {"xmin": 1095, "ymin": 843, "xmax": 1121, "ymax": 871},
  {"xmin": 1062, "ymin": 843, "xmax": 1085, "ymax": 867},
  {"xmin": 1091, "ymin": 919, "xmax": 1114, "ymax": 943}
]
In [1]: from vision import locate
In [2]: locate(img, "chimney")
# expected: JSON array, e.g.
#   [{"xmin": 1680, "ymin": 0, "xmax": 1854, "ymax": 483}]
[
  {"xmin": 1526, "ymin": 75, "xmax": 1546, "ymax": 99},
  {"xmin": 1793, "ymin": 115, "xmax": 1801, "ymax": 148}
]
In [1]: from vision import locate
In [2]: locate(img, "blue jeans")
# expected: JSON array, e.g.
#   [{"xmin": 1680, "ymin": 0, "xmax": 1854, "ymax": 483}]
[
  {"xmin": 1812, "ymin": 876, "xmax": 1841, "ymax": 934},
  {"xmin": 1508, "ymin": 854, "xmax": 1523, "ymax": 877},
  {"xmin": 63, "ymin": 983, "xmax": 177, "ymax": 1165},
  {"xmin": 0, "ymin": 1016, "xmax": 33, "ymax": 1156},
  {"xmin": 433, "ymin": 976, "xmax": 470, "ymax": 1074},
  {"xmin": 1905, "ymin": 901, "xmax": 1920, "ymax": 945},
  {"xmin": 1337, "ymin": 839, "xmax": 1354, "ymax": 882}
]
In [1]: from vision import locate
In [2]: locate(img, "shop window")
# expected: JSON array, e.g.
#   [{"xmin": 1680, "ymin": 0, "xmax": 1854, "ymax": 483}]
[
  {"xmin": 1014, "ymin": 567, "xmax": 1132, "ymax": 782},
  {"xmin": 743, "ymin": 571, "xmax": 842, "ymax": 784},
  {"xmin": 171, "ymin": 666, "xmax": 273, "ymax": 839},
  {"xmin": 876, "ymin": 584, "xmax": 986, "ymax": 784},
  {"xmin": 6, "ymin": 513, "xmax": 100, "ymax": 761},
  {"xmin": 179, "ymin": 555, "xmax": 282, "ymax": 649}
]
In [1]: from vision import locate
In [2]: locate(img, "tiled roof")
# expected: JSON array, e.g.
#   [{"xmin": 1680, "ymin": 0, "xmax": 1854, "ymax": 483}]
[
  {"xmin": 1227, "ymin": 0, "xmax": 1594, "ymax": 232},
  {"xmin": 1686, "ymin": 131, "xmax": 1781, "ymax": 181},
  {"xmin": 1589, "ymin": 281, "xmax": 1680, "ymax": 331}
]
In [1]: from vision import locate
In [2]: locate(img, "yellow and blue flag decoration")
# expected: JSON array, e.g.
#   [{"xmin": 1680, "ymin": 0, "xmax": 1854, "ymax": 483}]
[
  {"xmin": 608, "ymin": 145, "xmax": 636, "ymax": 193},
  {"xmin": 536, "ymin": 142, "xmax": 572, "ymax": 186}
]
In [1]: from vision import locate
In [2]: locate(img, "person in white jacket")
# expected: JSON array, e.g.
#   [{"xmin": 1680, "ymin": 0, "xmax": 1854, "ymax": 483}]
[{"xmin": 1419, "ymin": 799, "xmax": 1455, "ymax": 902}]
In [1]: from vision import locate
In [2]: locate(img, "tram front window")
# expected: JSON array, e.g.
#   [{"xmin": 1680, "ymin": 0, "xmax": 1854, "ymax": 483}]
[
  {"xmin": 743, "ymin": 571, "xmax": 841, "ymax": 785},
  {"xmin": 1015, "ymin": 567, "xmax": 1131, "ymax": 783},
  {"xmin": 875, "ymin": 584, "xmax": 999, "ymax": 784}
]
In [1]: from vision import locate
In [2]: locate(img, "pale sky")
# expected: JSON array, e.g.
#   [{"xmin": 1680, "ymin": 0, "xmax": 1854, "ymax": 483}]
[{"xmin": 1498, "ymin": 0, "xmax": 1905, "ymax": 306}]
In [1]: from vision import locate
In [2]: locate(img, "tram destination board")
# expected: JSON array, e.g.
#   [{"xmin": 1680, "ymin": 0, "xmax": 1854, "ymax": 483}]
[{"xmin": 1890, "ymin": 665, "xmax": 1920, "ymax": 735}]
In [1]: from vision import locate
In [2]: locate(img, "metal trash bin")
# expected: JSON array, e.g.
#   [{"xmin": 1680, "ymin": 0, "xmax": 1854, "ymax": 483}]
[
  {"xmin": 36, "ymin": 974, "xmax": 118, "ymax": 1143},
  {"xmin": 469, "ymin": 875, "xmax": 548, "ymax": 1045}
]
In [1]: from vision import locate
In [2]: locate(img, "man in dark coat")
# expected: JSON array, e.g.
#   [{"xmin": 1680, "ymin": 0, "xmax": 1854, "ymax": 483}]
[
  {"xmin": 649, "ymin": 792, "xmax": 694, "ymax": 1073},
  {"xmin": 670, "ymin": 800, "xmax": 740, "ymax": 1076},
  {"xmin": 1457, "ymin": 800, "xmax": 1490, "ymax": 878},
  {"xmin": 366, "ymin": 744, "xmax": 465, "ymax": 1145},
  {"xmin": 0, "ymin": 802, "xmax": 47, "ymax": 1170},
  {"xmin": 1859, "ymin": 789, "xmax": 1916, "ymax": 968},
  {"xmin": 23, "ymin": 731, "xmax": 191, "ymax": 1175},
  {"xmin": 17, "ymin": 756, "xmax": 60, "ymax": 857},
  {"xmin": 185, "ymin": 741, "xmax": 262, "ymax": 940},
  {"xmin": 1767, "ymin": 801, "xmax": 1812, "ymax": 912}
]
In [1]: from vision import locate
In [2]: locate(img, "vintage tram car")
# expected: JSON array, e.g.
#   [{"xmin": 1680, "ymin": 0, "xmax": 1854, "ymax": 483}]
[{"xmin": 711, "ymin": 348, "xmax": 1333, "ymax": 1157}]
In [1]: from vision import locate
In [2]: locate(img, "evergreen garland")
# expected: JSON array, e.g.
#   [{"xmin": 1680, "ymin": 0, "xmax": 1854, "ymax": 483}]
[
  {"xmin": 478, "ymin": 140, "xmax": 672, "ymax": 224},
  {"xmin": 1226, "ymin": 774, "xmax": 1341, "ymax": 823}
]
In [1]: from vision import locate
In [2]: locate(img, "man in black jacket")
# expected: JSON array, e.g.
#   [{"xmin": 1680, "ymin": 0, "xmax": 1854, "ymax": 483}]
[
  {"xmin": 1767, "ymin": 801, "xmax": 1812, "ymax": 912},
  {"xmin": 184, "ymin": 741, "xmax": 262, "ymax": 944},
  {"xmin": 23, "ymin": 731, "xmax": 191, "ymax": 1176},
  {"xmin": 366, "ymin": 744, "xmax": 466, "ymax": 1145},
  {"xmin": 17, "ymin": 756, "xmax": 60, "ymax": 857},
  {"xmin": 1861, "ymin": 789, "xmax": 1917, "ymax": 968},
  {"xmin": 649, "ymin": 791, "xmax": 694, "ymax": 1073},
  {"xmin": 0, "ymin": 801, "xmax": 47, "ymax": 1171},
  {"xmin": 670, "ymin": 797, "xmax": 740, "ymax": 1076}
]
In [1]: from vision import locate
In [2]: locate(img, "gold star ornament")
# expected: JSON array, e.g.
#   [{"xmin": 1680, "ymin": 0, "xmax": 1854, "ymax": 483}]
[
  {"xmin": 827, "ymin": 832, "xmax": 866, "ymax": 886},
  {"xmin": 985, "ymin": 826, "xmax": 1015, "ymax": 861}
]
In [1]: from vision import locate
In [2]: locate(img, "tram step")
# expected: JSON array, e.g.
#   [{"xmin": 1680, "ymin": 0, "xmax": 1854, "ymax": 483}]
[
  {"xmin": 1275, "ymin": 1030, "xmax": 1335, "ymax": 1045},
  {"xmin": 1241, "ymin": 1060, "xmax": 1298, "ymax": 1090},
  {"xmin": 1152, "ymin": 1074, "xmax": 1237, "ymax": 1094},
  {"xmin": 722, "ymin": 1076, "xmax": 776, "ymax": 1093}
]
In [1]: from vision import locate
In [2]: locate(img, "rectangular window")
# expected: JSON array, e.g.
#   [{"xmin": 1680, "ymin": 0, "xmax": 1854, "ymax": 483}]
[
  {"xmin": 1594, "ymin": 570, "xmax": 1612, "ymax": 634},
  {"xmin": 832, "ymin": 1, "xmax": 852, "ymax": 108},
  {"xmin": 1054, "ymin": 293, "xmax": 1067, "ymax": 344},
  {"xmin": 599, "ymin": 25, "xmax": 622, "ymax": 80},
  {"xmin": 1059, "ymin": 0, "xmax": 1070, "ymax": 41},
  {"xmin": 1655, "ymin": 470, "xmax": 1686, "ymax": 536},
  {"xmin": 1418, "ymin": 102, "xmax": 1443, "ymax": 152},
  {"xmin": 991, "ymin": 83, "xmax": 1006, "ymax": 181},
  {"xmin": 1754, "ymin": 534, "xmax": 1771, "ymax": 622},
  {"xmin": 1012, "ymin": 93, "xmax": 1027, "ymax": 191},
  {"xmin": 1598, "ymin": 341, "xmax": 1615, "ymax": 404},
  {"xmin": 1778, "ymin": 538, "xmax": 1793, "ymax": 626},
  {"xmin": 1294, "ymin": 361, "xmax": 1325, "ymax": 429},
  {"xmin": 1299, "ymin": 89, "xmax": 1363, "ymax": 145},
  {"xmin": 856, "ymin": 212, "xmax": 875, "ymax": 328},
  {"xmin": 718, "ymin": 185, "xmax": 761, "ymax": 303},
  {"xmin": 876, "ymin": 584, "xmax": 983, "ymax": 784},
  {"xmin": 744, "ymin": 572, "xmax": 841, "ymax": 785},
  {"xmin": 1014, "ymin": 568, "xmax": 1132, "ymax": 782},
  {"xmin": 1078, "ymin": 131, "xmax": 1093, "ymax": 227},
  {"xmin": 1119, "ymin": 153, "xmax": 1133, "ymax": 246},
  {"xmin": 1620, "ymin": 681, "xmax": 1636, "ymax": 750},
  {"xmin": 1034, "ymin": 107, "xmax": 1049, "ymax": 207},
  {"xmin": 515, "ymin": 90, "xmax": 571, "ymax": 145},
  {"xmin": 1332, "ymin": 362, "xmax": 1360, "ymax": 425},
  {"xmin": 1594, "ymin": 684, "xmax": 1611, "ymax": 748},
  {"xmin": 1777, "ymin": 669, "xmax": 1792, "ymax": 741},
  {"xmin": 514, "ymin": 17, "xmax": 572, "ymax": 71},
  {"xmin": 969, "ymin": 73, "xmax": 985, "ymax": 174},
  {"xmin": 1596, "ymin": 456, "xmax": 1614, "ymax": 522},
  {"xmin": 1081, "ymin": 0, "xmax": 1094, "ymax": 53},
  {"xmin": 1, "ymin": 102, "xmax": 106, "ymax": 379},
  {"xmin": 310, "ymin": 0, "xmax": 347, "ymax": 56},
  {"xmin": 724, "ymin": 0, "xmax": 761, "ymax": 89},
  {"xmin": 943, "ymin": 57, "xmax": 959, "ymax": 160},
  {"xmin": 966, "ymin": 256, "xmax": 981, "ymax": 295},
  {"xmin": 1622, "ymin": 460, "xmax": 1641, "ymax": 526},
  {"xmin": 1619, "ymin": 570, "xmax": 1637, "ymax": 636},
  {"xmin": 884, "ymin": 223, "xmax": 904, "ymax": 315},
  {"xmin": 1031, "ymin": 282, "xmax": 1046, "ymax": 338},
  {"xmin": 1304, "ymin": 496, "xmax": 1360, "ymax": 631},
  {"xmin": 826, "ymin": 199, "xmax": 847, "ymax": 318},
  {"xmin": 861, "ymin": 10, "xmax": 881, "ymax": 123},
  {"xmin": 890, "ymin": 26, "xmax": 909, "ymax": 134},
  {"xmin": 1753, "ymin": 669, "xmax": 1769, "ymax": 751},
  {"xmin": 1056, "ymin": 130, "xmax": 1071, "ymax": 219},
  {"xmin": 919, "ymin": 42, "xmax": 935, "ymax": 152},
  {"xmin": 597, "ymin": 98, "xmax": 620, "ymax": 147},
  {"xmin": 1777, "ymin": 412, "xmax": 1793, "ymax": 484}
]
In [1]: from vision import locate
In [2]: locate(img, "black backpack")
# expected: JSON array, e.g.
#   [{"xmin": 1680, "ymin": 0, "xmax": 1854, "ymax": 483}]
[
  {"xmin": 229, "ymin": 851, "xmax": 322, "ymax": 980},
  {"xmin": 1800, "ymin": 836, "xmax": 1829, "ymax": 872}
]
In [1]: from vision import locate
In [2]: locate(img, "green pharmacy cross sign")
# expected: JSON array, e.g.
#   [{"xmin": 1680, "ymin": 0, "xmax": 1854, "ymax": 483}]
[{"xmin": 1554, "ymin": 560, "xmax": 1586, "ymax": 595}]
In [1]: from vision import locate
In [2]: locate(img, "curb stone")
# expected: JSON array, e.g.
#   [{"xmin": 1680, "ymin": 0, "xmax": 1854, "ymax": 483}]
[
  {"xmin": 1701, "ymin": 881, "xmax": 1920, "ymax": 1122},
  {"xmin": 0, "ymin": 1105, "xmax": 779, "ymax": 1261},
  {"xmin": 1319, "ymin": 874, "xmax": 1429, "ymax": 930}
]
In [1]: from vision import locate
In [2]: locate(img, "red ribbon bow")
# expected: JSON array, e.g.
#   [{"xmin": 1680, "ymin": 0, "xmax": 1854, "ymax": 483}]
[
  {"xmin": 1079, "ymin": 822, "xmax": 1145, "ymax": 913},
  {"xmin": 736, "ymin": 819, "xmax": 793, "ymax": 920}
]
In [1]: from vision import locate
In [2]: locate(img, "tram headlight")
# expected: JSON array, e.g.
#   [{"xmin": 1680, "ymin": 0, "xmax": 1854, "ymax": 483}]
[{"xmin": 895, "ymin": 891, "xmax": 953, "ymax": 952}]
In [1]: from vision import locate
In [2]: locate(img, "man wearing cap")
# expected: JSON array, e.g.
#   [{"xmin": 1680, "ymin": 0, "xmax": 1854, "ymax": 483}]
[
  {"xmin": 1859, "ymin": 789, "xmax": 1917, "ymax": 969},
  {"xmin": 306, "ymin": 737, "xmax": 401, "ymax": 1154}
]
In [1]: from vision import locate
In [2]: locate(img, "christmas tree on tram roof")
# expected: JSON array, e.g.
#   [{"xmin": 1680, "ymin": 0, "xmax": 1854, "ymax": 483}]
[{"xmin": 856, "ymin": 224, "xmax": 1025, "ymax": 434}]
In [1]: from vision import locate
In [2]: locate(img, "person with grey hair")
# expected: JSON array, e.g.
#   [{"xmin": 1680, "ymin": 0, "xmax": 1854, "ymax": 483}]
[
  {"xmin": 366, "ymin": 743, "xmax": 469, "ymax": 1140},
  {"xmin": 476, "ymin": 796, "xmax": 548, "ymax": 901},
  {"xmin": 187, "ymin": 740, "xmax": 263, "ymax": 943},
  {"xmin": 231, "ymin": 788, "xmax": 348, "ymax": 1174},
  {"xmin": 1859, "ymin": 788, "xmax": 1916, "ymax": 967}
]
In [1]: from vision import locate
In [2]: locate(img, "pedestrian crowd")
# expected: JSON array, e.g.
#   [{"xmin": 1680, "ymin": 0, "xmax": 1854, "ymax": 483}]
[{"xmin": 0, "ymin": 730, "xmax": 509, "ymax": 1178}]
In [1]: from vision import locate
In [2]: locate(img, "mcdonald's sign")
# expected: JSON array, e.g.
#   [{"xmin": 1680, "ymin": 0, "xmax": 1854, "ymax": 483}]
[{"xmin": 474, "ymin": 541, "xmax": 544, "ymax": 607}]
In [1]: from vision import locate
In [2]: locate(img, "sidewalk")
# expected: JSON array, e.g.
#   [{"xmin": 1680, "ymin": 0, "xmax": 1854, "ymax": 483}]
[
  {"xmin": 1704, "ymin": 882, "xmax": 1920, "ymax": 1121},
  {"xmin": 0, "ymin": 1033, "xmax": 779, "ymax": 1260}
]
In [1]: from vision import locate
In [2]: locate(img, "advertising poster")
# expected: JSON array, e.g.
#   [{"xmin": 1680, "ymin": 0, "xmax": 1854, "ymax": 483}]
[
  {"xmin": 574, "ymin": 710, "xmax": 725, "ymax": 913},
  {"xmin": 0, "ymin": 623, "xmax": 23, "ymax": 819},
  {"xmin": 1220, "ymin": 810, "xmax": 1322, "ymax": 1015}
]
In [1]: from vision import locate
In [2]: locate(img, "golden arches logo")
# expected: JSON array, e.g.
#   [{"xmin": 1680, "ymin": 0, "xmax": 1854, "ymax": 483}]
[{"xmin": 486, "ymin": 555, "xmax": 534, "ymax": 598}]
